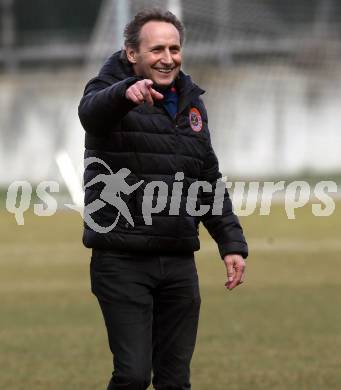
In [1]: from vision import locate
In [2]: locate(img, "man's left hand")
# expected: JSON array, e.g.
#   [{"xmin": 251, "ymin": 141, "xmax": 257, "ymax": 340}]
[{"xmin": 223, "ymin": 254, "xmax": 246, "ymax": 290}]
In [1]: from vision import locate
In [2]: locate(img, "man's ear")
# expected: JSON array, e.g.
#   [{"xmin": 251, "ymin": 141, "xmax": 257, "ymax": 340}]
[{"xmin": 126, "ymin": 47, "xmax": 137, "ymax": 64}]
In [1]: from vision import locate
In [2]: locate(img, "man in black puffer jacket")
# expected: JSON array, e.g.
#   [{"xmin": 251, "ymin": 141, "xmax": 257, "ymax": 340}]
[{"xmin": 78, "ymin": 9, "xmax": 248, "ymax": 390}]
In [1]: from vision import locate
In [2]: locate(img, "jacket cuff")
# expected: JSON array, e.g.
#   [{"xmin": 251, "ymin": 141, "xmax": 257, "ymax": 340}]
[{"xmin": 218, "ymin": 241, "xmax": 249, "ymax": 260}]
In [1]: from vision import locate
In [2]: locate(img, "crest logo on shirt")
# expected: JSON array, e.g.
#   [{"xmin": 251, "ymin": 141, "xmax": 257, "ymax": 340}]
[{"xmin": 189, "ymin": 108, "xmax": 202, "ymax": 132}]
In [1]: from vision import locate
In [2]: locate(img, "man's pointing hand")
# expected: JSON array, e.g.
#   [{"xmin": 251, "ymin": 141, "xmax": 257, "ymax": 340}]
[{"xmin": 125, "ymin": 79, "xmax": 164, "ymax": 106}]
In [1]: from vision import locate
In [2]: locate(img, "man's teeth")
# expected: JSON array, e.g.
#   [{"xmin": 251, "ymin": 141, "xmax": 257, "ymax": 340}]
[{"xmin": 156, "ymin": 69, "xmax": 173, "ymax": 73}]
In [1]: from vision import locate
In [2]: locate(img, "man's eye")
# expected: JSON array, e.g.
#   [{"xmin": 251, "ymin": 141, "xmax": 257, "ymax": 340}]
[{"xmin": 152, "ymin": 49, "xmax": 161, "ymax": 53}]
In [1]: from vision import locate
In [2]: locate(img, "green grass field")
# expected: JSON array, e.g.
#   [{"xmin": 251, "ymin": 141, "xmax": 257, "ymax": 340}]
[{"xmin": 1, "ymin": 202, "xmax": 341, "ymax": 389}]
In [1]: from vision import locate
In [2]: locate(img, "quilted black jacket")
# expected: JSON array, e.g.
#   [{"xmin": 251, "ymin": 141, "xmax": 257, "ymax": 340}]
[{"xmin": 78, "ymin": 50, "xmax": 248, "ymax": 259}]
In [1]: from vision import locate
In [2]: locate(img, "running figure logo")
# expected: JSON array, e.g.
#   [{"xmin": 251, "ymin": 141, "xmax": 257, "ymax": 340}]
[{"xmin": 70, "ymin": 157, "xmax": 143, "ymax": 233}]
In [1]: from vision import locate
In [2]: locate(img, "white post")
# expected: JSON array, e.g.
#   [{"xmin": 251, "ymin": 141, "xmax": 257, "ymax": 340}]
[
  {"xmin": 115, "ymin": 0, "xmax": 130, "ymax": 50},
  {"xmin": 167, "ymin": 0, "xmax": 182, "ymax": 20},
  {"xmin": 313, "ymin": 0, "xmax": 332, "ymax": 39},
  {"xmin": 1, "ymin": 0, "xmax": 16, "ymax": 71},
  {"xmin": 217, "ymin": 0, "xmax": 230, "ymax": 62}
]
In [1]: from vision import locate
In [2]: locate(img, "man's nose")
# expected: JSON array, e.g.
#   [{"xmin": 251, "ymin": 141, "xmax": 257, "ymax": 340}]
[{"xmin": 160, "ymin": 49, "xmax": 173, "ymax": 65}]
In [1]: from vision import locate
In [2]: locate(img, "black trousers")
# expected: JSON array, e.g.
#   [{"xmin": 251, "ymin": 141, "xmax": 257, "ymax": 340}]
[{"xmin": 90, "ymin": 248, "xmax": 201, "ymax": 390}]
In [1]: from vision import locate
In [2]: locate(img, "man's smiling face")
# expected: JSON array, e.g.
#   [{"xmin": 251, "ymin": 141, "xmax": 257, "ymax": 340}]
[{"xmin": 126, "ymin": 21, "xmax": 182, "ymax": 87}]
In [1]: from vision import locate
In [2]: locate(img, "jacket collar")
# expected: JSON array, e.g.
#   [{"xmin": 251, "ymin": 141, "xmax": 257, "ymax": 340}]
[
  {"xmin": 175, "ymin": 72, "xmax": 205, "ymax": 114},
  {"xmin": 98, "ymin": 50, "xmax": 135, "ymax": 80}
]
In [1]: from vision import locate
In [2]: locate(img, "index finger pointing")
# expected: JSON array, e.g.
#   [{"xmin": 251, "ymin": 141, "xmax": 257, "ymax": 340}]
[
  {"xmin": 143, "ymin": 79, "xmax": 153, "ymax": 88},
  {"xmin": 150, "ymin": 88, "xmax": 164, "ymax": 100}
]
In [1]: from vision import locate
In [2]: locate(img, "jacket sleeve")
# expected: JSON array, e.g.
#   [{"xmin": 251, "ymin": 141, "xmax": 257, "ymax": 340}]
[
  {"xmin": 198, "ymin": 102, "xmax": 248, "ymax": 260},
  {"xmin": 78, "ymin": 74, "xmax": 139, "ymax": 135}
]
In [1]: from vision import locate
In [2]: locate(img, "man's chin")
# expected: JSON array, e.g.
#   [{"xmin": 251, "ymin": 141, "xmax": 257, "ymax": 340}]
[
  {"xmin": 152, "ymin": 77, "xmax": 177, "ymax": 90},
  {"xmin": 150, "ymin": 70, "xmax": 180, "ymax": 89}
]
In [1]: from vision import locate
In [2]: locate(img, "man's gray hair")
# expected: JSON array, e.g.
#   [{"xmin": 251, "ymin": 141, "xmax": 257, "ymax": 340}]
[{"xmin": 123, "ymin": 8, "xmax": 185, "ymax": 51}]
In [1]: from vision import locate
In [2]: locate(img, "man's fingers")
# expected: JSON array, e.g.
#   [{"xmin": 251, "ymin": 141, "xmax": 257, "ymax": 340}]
[
  {"xmin": 129, "ymin": 94, "xmax": 143, "ymax": 104},
  {"xmin": 233, "ymin": 266, "xmax": 244, "ymax": 288},
  {"xmin": 126, "ymin": 79, "xmax": 152, "ymax": 105},
  {"xmin": 239, "ymin": 268, "xmax": 246, "ymax": 284},
  {"xmin": 142, "ymin": 87, "xmax": 164, "ymax": 106},
  {"xmin": 229, "ymin": 264, "xmax": 246, "ymax": 289},
  {"xmin": 227, "ymin": 261, "xmax": 235, "ymax": 283},
  {"xmin": 143, "ymin": 79, "xmax": 153, "ymax": 88},
  {"xmin": 142, "ymin": 80, "xmax": 155, "ymax": 106},
  {"xmin": 126, "ymin": 79, "xmax": 164, "ymax": 106},
  {"xmin": 126, "ymin": 86, "xmax": 144, "ymax": 104},
  {"xmin": 150, "ymin": 88, "xmax": 164, "ymax": 100},
  {"xmin": 223, "ymin": 255, "xmax": 246, "ymax": 290},
  {"xmin": 143, "ymin": 87, "xmax": 154, "ymax": 106},
  {"xmin": 132, "ymin": 89, "xmax": 145, "ymax": 104}
]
